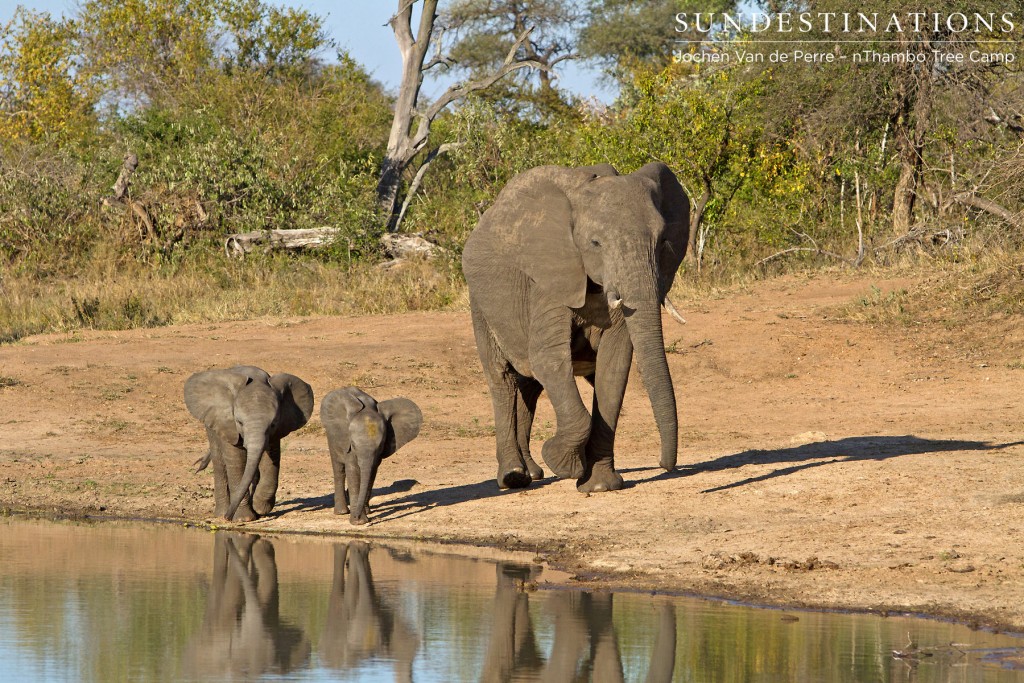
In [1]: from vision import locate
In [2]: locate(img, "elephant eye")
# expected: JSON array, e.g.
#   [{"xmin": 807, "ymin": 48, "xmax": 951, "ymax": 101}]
[{"xmin": 590, "ymin": 239, "xmax": 601, "ymax": 248}]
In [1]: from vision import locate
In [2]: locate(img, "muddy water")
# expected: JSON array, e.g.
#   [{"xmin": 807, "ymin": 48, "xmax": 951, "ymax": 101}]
[{"xmin": 0, "ymin": 519, "xmax": 1021, "ymax": 682}]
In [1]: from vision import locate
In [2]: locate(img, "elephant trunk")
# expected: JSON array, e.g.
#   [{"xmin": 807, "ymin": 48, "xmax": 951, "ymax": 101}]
[
  {"xmin": 226, "ymin": 431, "xmax": 266, "ymax": 521},
  {"xmin": 349, "ymin": 458, "xmax": 377, "ymax": 526},
  {"xmin": 623, "ymin": 283, "xmax": 678, "ymax": 471}
]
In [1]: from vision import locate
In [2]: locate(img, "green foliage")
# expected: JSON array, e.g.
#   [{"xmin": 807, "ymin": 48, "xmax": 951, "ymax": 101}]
[
  {"xmin": 0, "ymin": 0, "xmax": 390, "ymax": 275},
  {"xmin": 116, "ymin": 63, "xmax": 387, "ymax": 244},
  {"xmin": 218, "ymin": 0, "xmax": 330, "ymax": 78},
  {"xmin": 0, "ymin": 142, "xmax": 103, "ymax": 270},
  {"xmin": 1, "ymin": 0, "xmax": 1023, "ymax": 337},
  {"xmin": 580, "ymin": 0, "xmax": 737, "ymax": 79},
  {"xmin": 442, "ymin": 0, "xmax": 581, "ymax": 118},
  {"xmin": 0, "ymin": 8, "xmax": 96, "ymax": 144},
  {"xmin": 77, "ymin": 0, "xmax": 219, "ymax": 104}
]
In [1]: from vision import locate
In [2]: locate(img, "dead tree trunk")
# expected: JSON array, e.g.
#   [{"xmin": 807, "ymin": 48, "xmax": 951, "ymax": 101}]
[
  {"xmin": 378, "ymin": 0, "xmax": 548, "ymax": 230},
  {"xmin": 378, "ymin": 0, "xmax": 438, "ymax": 222},
  {"xmin": 892, "ymin": 37, "xmax": 934, "ymax": 234}
]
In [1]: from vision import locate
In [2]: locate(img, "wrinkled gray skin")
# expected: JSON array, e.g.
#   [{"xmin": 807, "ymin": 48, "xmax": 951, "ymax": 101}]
[
  {"xmin": 462, "ymin": 162, "xmax": 690, "ymax": 492},
  {"xmin": 320, "ymin": 387, "xmax": 422, "ymax": 525},
  {"xmin": 184, "ymin": 366, "xmax": 314, "ymax": 521}
]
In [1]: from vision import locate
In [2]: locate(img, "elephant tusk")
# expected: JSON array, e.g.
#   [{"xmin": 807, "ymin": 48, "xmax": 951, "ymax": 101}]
[
  {"xmin": 663, "ymin": 296, "xmax": 687, "ymax": 325},
  {"xmin": 606, "ymin": 288, "xmax": 623, "ymax": 310}
]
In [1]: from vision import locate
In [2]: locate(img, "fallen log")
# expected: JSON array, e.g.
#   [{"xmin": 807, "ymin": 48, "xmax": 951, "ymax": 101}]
[
  {"xmin": 380, "ymin": 232, "xmax": 443, "ymax": 259},
  {"xmin": 224, "ymin": 227, "xmax": 448, "ymax": 262},
  {"xmin": 953, "ymin": 192, "xmax": 1024, "ymax": 231},
  {"xmin": 224, "ymin": 227, "xmax": 342, "ymax": 258}
]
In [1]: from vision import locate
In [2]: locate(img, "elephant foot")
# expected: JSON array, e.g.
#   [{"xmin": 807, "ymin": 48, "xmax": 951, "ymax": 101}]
[
  {"xmin": 577, "ymin": 465, "xmax": 624, "ymax": 493},
  {"xmin": 228, "ymin": 508, "xmax": 259, "ymax": 523},
  {"xmin": 349, "ymin": 513, "xmax": 369, "ymax": 525},
  {"xmin": 334, "ymin": 503, "xmax": 350, "ymax": 516},
  {"xmin": 497, "ymin": 465, "xmax": 532, "ymax": 490},
  {"xmin": 252, "ymin": 497, "xmax": 275, "ymax": 516},
  {"xmin": 522, "ymin": 454, "xmax": 544, "ymax": 480},
  {"xmin": 541, "ymin": 436, "xmax": 586, "ymax": 480}
]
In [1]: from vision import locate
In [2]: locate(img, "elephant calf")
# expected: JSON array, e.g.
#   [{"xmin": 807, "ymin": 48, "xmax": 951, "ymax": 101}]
[
  {"xmin": 320, "ymin": 387, "xmax": 422, "ymax": 525},
  {"xmin": 184, "ymin": 365, "xmax": 314, "ymax": 521}
]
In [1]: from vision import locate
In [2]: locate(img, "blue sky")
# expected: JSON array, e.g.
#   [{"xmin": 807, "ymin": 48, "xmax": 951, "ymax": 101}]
[{"xmin": 1, "ymin": 1, "xmax": 613, "ymax": 101}]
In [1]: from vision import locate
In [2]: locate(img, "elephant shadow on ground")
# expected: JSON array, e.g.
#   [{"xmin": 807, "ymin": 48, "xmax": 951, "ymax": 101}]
[
  {"xmin": 275, "ymin": 479, "xmax": 421, "ymax": 515},
  {"xmin": 368, "ymin": 475, "xmax": 561, "ymax": 523},
  {"xmin": 623, "ymin": 435, "xmax": 1024, "ymax": 493},
  {"xmin": 277, "ymin": 476, "xmax": 559, "ymax": 522}
]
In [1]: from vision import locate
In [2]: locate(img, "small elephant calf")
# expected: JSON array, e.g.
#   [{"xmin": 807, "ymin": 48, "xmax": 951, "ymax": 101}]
[
  {"xmin": 320, "ymin": 387, "xmax": 422, "ymax": 525},
  {"xmin": 184, "ymin": 365, "xmax": 314, "ymax": 521}
]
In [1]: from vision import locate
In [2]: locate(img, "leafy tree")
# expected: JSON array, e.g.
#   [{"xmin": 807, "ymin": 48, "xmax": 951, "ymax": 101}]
[
  {"xmin": 76, "ymin": 0, "xmax": 219, "ymax": 107},
  {"xmin": 442, "ymin": 0, "xmax": 582, "ymax": 116},
  {"xmin": 0, "ymin": 8, "xmax": 95, "ymax": 144},
  {"xmin": 580, "ymin": 0, "xmax": 736, "ymax": 81},
  {"xmin": 75, "ymin": 0, "xmax": 329, "ymax": 108},
  {"xmin": 218, "ymin": 0, "xmax": 329, "ymax": 78}
]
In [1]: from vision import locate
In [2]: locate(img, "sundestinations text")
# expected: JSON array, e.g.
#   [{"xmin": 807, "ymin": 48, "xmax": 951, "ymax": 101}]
[{"xmin": 675, "ymin": 12, "xmax": 1017, "ymax": 34}]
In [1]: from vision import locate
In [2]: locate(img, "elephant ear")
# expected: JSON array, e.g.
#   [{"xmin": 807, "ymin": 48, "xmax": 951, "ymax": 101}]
[
  {"xmin": 184, "ymin": 370, "xmax": 247, "ymax": 445},
  {"xmin": 228, "ymin": 365, "xmax": 271, "ymax": 383},
  {"xmin": 377, "ymin": 398, "xmax": 423, "ymax": 458},
  {"xmin": 269, "ymin": 373, "xmax": 314, "ymax": 438},
  {"xmin": 505, "ymin": 168, "xmax": 588, "ymax": 308},
  {"xmin": 320, "ymin": 387, "xmax": 376, "ymax": 453},
  {"xmin": 632, "ymin": 161, "xmax": 690, "ymax": 298}
]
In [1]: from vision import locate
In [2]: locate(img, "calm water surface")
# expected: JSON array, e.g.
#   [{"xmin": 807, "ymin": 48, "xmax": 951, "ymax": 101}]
[{"xmin": 0, "ymin": 518, "xmax": 1022, "ymax": 682}]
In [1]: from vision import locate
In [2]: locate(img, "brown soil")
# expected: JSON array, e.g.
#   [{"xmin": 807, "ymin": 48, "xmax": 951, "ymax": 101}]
[{"xmin": 3, "ymin": 272, "xmax": 1024, "ymax": 629}]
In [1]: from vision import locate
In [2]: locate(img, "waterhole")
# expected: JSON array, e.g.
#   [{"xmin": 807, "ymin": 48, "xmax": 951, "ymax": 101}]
[{"xmin": 1, "ymin": 518, "xmax": 1022, "ymax": 681}]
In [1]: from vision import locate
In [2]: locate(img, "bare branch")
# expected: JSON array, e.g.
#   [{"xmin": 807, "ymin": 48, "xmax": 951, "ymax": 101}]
[
  {"xmin": 394, "ymin": 142, "xmax": 464, "ymax": 231},
  {"xmin": 953, "ymin": 191, "xmax": 1024, "ymax": 230},
  {"xmin": 754, "ymin": 247, "xmax": 851, "ymax": 268},
  {"xmin": 422, "ymin": 25, "xmax": 452, "ymax": 72},
  {"xmin": 419, "ymin": 27, "xmax": 547, "ymax": 127},
  {"xmin": 415, "ymin": 0, "xmax": 438, "ymax": 47},
  {"xmin": 388, "ymin": 0, "xmax": 417, "ymax": 51},
  {"xmin": 386, "ymin": 0, "xmax": 417, "ymax": 29}
]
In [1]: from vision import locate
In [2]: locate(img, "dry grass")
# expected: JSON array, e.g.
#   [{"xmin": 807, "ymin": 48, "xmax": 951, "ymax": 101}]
[
  {"xmin": 1, "ymin": 255, "xmax": 466, "ymax": 344},
  {"xmin": 835, "ymin": 254, "xmax": 1024, "ymax": 327}
]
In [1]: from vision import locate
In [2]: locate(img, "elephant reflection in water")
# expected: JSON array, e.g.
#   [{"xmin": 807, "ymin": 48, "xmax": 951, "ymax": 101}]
[
  {"xmin": 184, "ymin": 532, "xmax": 310, "ymax": 679},
  {"xmin": 320, "ymin": 542, "xmax": 419, "ymax": 681},
  {"xmin": 480, "ymin": 562, "xmax": 677, "ymax": 683}
]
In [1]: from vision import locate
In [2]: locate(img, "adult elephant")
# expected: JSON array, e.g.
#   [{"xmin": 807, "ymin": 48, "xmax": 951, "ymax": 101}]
[{"xmin": 462, "ymin": 161, "xmax": 689, "ymax": 492}]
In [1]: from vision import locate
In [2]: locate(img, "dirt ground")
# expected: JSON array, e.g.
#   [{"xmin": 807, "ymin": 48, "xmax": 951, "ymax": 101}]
[{"xmin": 3, "ymin": 272, "xmax": 1024, "ymax": 630}]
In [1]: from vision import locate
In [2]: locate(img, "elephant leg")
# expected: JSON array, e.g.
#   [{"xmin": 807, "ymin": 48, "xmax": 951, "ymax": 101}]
[
  {"xmin": 222, "ymin": 442, "xmax": 258, "ymax": 522},
  {"xmin": 208, "ymin": 431, "xmax": 230, "ymax": 518},
  {"xmin": 471, "ymin": 307, "xmax": 531, "ymax": 489},
  {"xmin": 529, "ymin": 307, "xmax": 589, "ymax": 480},
  {"xmin": 515, "ymin": 377, "xmax": 544, "ymax": 480},
  {"xmin": 252, "ymin": 441, "xmax": 280, "ymax": 515},
  {"xmin": 329, "ymin": 448, "xmax": 349, "ymax": 516},
  {"xmin": 579, "ymin": 320, "xmax": 631, "ymax": 492}
]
